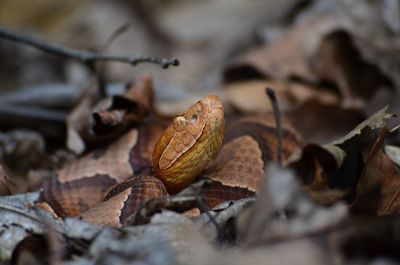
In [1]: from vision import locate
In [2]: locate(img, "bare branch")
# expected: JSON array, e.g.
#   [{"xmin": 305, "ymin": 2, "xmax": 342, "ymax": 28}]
[
  {"xmin": 0, "ymin": 26, "xmax": 179, "ymax": 69},
  {"xmin": 0, "ymin": 203, "xmax": 44, "ymax": 224},
  {"xmin": 101, "ymin": 21, "xmax": 131, "ymax": 51}
]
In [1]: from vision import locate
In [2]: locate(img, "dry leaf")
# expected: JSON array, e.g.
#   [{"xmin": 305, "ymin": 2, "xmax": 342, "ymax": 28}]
[
  {"xmin": 223, "ymin": 79, "xmax": 338, "ymax": 113},
  {"xmin": 224, "ymin": 9, "xmax": 395, "ymax": 113},
  {"xmin": 66, "ymin": 76, "xmax": 154, "ymax": 154},
  {"xmin": 327, "ymin": 106, "xmax": 395, "ymax": 200},
  {"xmin": 65, "ymin": 79, "xmax": 100, "ymax": 154},
  {"xmin": 286, "ymin": 99, "xmax": 365, "ymax": 143},
  {"xmin": 332, "ymin": 106, "xmax": 395, "ymax": 146},
  {"xmin": 288, "ymin": 144, "xmax": 347, "ymax": 205},
  {"xmin": 315, "ymin": 30, "xmax": 393, "ymax": 104},
  {"xmin": 223, "ymin": 14, "xmax": 352, "ymax": 83},
  {"xmin": 352, "ymin": 128, "xmax": 400, "ymax": 215},
  {"xmin": 384, "ymin": 145, "xmax": 400, "ymax": 167},
  {"xmin": 237, "ymin": 165, "xmax": 347, "ymax": 246},
  {"xmin": 91, "ymin": 76, "xmax": 154, "ymax": 135}
]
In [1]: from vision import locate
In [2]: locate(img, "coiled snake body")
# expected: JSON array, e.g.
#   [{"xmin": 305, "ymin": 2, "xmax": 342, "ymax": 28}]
[{"xmin": 39, "ymin": 95, "xmax": 300, "ymax": 227}]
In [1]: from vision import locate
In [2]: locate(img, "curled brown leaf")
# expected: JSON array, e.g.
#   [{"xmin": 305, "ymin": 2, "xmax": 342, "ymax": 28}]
[{"xmin": 91, "ymin": 76, "xmax": 154, "ymax": 135}]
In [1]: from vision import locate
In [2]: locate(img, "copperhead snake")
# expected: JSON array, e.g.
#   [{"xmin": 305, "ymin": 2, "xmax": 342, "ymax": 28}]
[{"xmin": 38, "ymin": 95, "xmax": 301, "ymax": 227}]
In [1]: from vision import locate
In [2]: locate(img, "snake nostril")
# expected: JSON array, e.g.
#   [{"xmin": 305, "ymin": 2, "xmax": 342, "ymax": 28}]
[{"xmin": 174, "ymin": 116, "xmax": 187, "ymax": 129}]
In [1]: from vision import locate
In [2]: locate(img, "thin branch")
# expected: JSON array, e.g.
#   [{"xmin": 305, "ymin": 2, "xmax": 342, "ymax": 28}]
[
  {"xmin": 125, "ymin": 195, "xmax": 198, "ymax": 226},
  {"xmin": 265, "ymin": 87, "xmax": 283, "ymax": 167},
  {"xmin": 0, "ymin": 103, "xmax": 66, "ymax": 139},
  {"xmin": 195, "ymin": 194, "xmax": 225, "ymax": 241},
  {"xmin": 0, "ymin": 103, "xmax": 66, "ymax": 123},
  {"xmin": 175, "ymin": 179, "xmax": 225, "ymax": 238},
  {"xmin": 97, "ymin": 21, "xmax": 132, "ymax": 96},
  {"xmin": 0, "ymin": 203, "xmax": 44, "ymax": 224},
  {"xmin": 101, "ymin": 21, "xmax": 131, "ymax": 51},
  {"xmin": 0, "ymin": 26, "xmax": 179, "ymax": 69},
  {"xmin": 120, "ymin": 0, "xmax": 175, "ymax": 47}
]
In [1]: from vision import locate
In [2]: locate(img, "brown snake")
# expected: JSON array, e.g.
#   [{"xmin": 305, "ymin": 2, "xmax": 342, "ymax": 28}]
[{"xmin": 39, "ymin": 95, "xmax": 300, "ymax": 227}]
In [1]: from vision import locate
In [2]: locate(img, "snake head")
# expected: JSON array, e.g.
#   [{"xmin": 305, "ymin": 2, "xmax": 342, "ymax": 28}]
[{"xmin": 152, "ymin": 95, "xmax": 224, "ymax": 193}]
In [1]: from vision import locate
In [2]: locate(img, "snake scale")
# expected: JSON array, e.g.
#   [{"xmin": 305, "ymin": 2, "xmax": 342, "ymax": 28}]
[{"xmin": 38, "ymin": 95, "xmax": 301, "ymax": 227}]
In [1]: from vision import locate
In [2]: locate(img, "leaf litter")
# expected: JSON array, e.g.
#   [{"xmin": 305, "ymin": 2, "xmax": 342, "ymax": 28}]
[{"xmin": 1, "ymin": 0, "xmax": 400, "ymax": 264}]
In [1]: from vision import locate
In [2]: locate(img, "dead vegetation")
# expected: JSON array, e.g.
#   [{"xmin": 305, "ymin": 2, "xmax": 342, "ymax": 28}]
[{"xmin": 1, "ymin": 0, "xmax": 400, "ymax": 264}]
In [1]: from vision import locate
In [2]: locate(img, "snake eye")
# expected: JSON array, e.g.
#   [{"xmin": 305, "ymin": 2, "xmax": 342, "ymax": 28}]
[{"xmin": 191, "ymin": 114, "xmax": 198, "ymax": 123}]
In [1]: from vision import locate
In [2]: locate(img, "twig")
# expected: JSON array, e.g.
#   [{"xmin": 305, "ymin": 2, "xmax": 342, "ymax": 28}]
[
  {"xmin": 0, "ymin": 26, "xmax": 179, "ymax": 69},
  {"xmin": 0, "ymin": 83, "xmax": 78, "ymax": 109},
  {"xmin": 0, "ymin": 103, "xmax": 66, "ymax": 122},
  {"xmin": 176, "ymin": 179, "xmax": 224, "ymax": 237},
  {"xmin": 120, "ymin": 0, "xmax": 175, "ymax": 47},
  {"xmin": 125, "ymin": 195, "xmax": 198, "ymax": 226},
  {"xmin": 0, "ymin": 103, "xmax": 66, "ymax": 140},
  {"xmin": 265, "ymin": 87, "xmax": 283, "ymax": 167},
  {"xmin": 0, "ymin": 203, "xmax": 44, "ymax": 224},
  {"xmin": 44, "ymin": 222, "xmax": 63, "ymax": 265},
  {"xmin": 97, "ymin": 21, "xmax": 132, "ymax": 96},
  {"xmin": 194, "ymin": 190, "xmax": 225, "ymax": 240},
  {"xmin": 101, "ymin": 21, "xmax": 131, "ymax": 51},
  {"xmin": 242, "ymin": 89, "xmax": 285, "ymax": 245}
]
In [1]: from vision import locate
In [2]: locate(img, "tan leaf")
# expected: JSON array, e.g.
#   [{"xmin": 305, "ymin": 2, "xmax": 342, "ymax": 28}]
[
  {"xmin": 223, "ymin": 79, "xmax": 338, "ymax": 113},
  {"xmin": 332, "ymin": 106, "xmax": 395, "ymax": 146}
]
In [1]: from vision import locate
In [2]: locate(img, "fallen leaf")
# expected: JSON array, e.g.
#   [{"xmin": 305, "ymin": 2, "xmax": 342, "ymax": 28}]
[
  {"xmin": 66, "ymin": 76, "xmax": 155, "ymax": 154},
  {"xmin": 351, "ymin": 128, "xmax": 400, "ymax": 215},
  {"xmin": 316, "ymin": 106, "xmax": 396, "ymax": 201},
  {"xmin": 237, "ymin": 165, "xmax": 347, "ymax": 246},
  {"xmin": 223, "ymin": 14, "xmax": 351, "ymax": 83},
  {"xmin": 66, "ymin": 79, "xmax": 100, "ymax": 154},
  {"xmin": 286, "ymin": 99, "xmax": 365, "ymax": 143},
  {"xmin": 91, "ymin": 75, "xmax": 154, "ymax": 135},
  {"xmin": 224, "ymin": 9, "xmax": 395, "ymax": 113},
  {"xmin": 287, "ymin": 143, "xmax": 347, "ymax": 205},
  {"xmin": 384, "ymin": 145, "xmax": 400, "ymax": 167},
  {"xmin": 223, "ymin": 79, "xmax": 338, "ymax": 113},
  {"xmin": 332, "ymin": 106, "xmax": 395, "ymax": 146},
  {"xmin": 315, "ymin": 30, "xmax": 393, "ymax": 105}
]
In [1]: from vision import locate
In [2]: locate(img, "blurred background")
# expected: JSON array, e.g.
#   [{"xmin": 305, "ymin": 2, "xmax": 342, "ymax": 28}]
[
  {"xmin": 1, "ymin": 2, "xmax": 400, "ymax": 263},
  {"xmin": 0, "ymin": 0, "xmax": 399, "ymax": 144}
]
